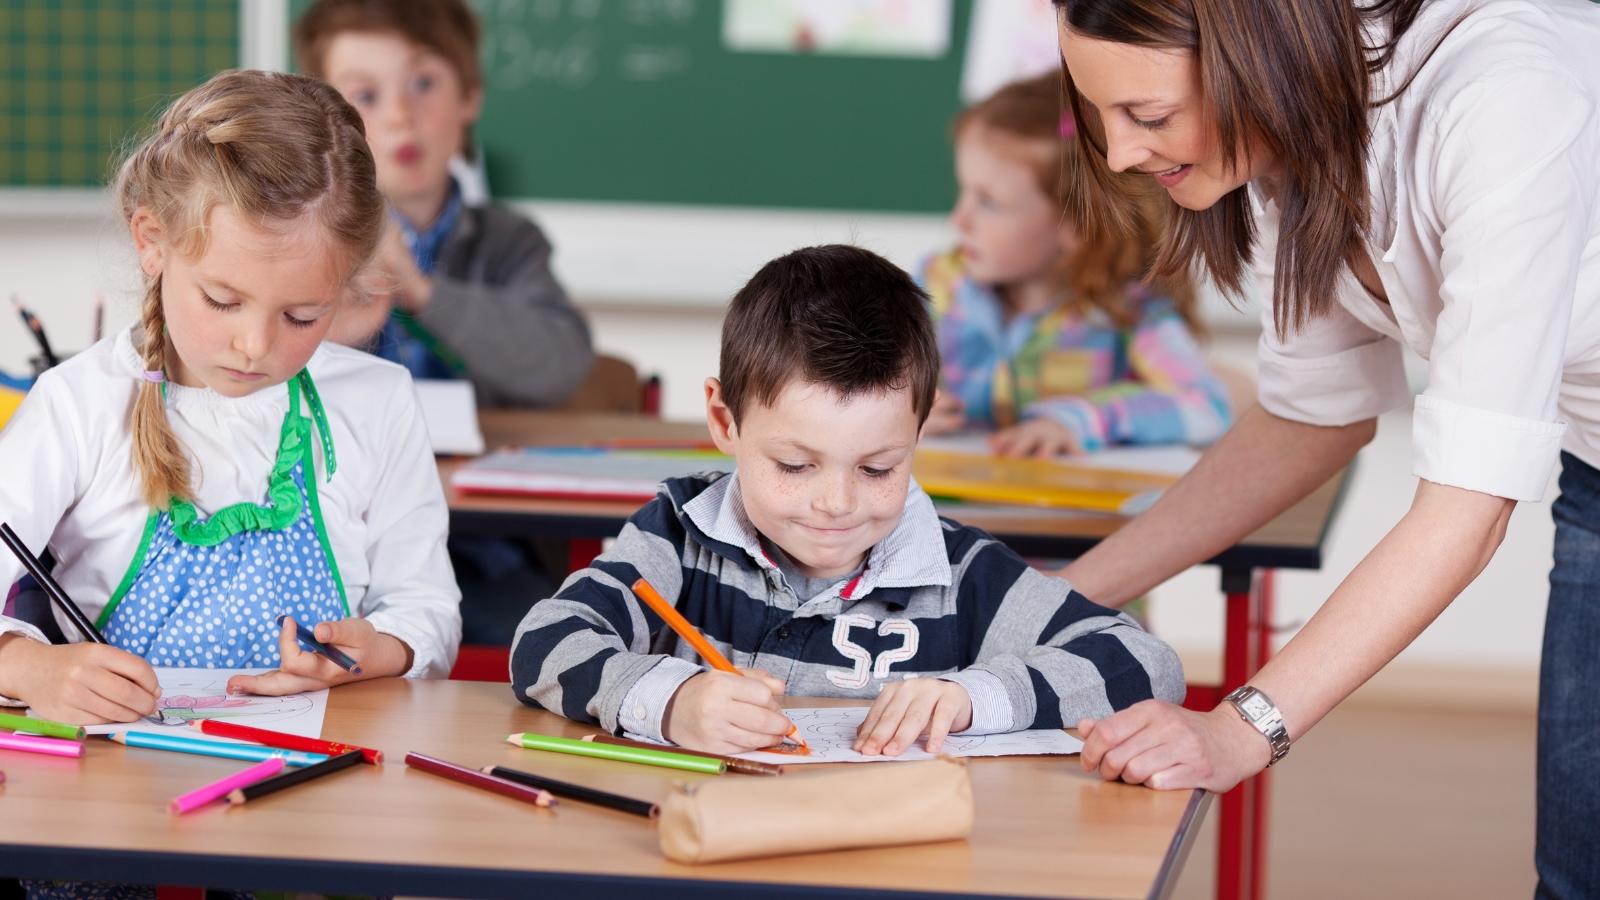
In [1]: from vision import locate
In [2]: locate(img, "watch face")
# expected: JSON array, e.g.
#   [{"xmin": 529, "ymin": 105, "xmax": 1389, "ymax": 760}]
[{"xmin": 1240, "ymin": 693, "xmax": 1272, "ymax": 720}]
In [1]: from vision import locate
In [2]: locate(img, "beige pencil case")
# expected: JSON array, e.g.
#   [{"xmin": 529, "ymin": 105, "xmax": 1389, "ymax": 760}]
[{"xmin": 657, "ymin": 757, "xmax": 974, "ymax": 864}]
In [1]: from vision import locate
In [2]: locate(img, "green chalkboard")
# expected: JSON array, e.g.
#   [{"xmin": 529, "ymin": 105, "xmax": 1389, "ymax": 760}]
[
  {"xmin": 291, "ymin": 0, "xmax": 970, "ymax": 214},
  {"xmin": 1, "ymin": 1, "xmax": 239, "ymax": 188}
]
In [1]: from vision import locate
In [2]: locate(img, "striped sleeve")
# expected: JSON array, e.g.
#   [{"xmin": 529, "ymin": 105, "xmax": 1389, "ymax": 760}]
[
  {"xmin": 952, "ymin": 539, "xmax": 1186, "ymax": 729},
  {"xmin": 1023, "ymin": 305, "xmax": 1231, "ymax": 449},
  {"xmin": 508, "ymin": 493, "xmax": 700, "ymax": 733}
]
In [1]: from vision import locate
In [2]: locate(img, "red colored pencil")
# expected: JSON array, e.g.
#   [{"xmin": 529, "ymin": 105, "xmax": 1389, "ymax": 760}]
[
  {"xmin": 404, "ymin": 752, "xmax": 557, "ymax": 808},
  {"xmin": 191, "ymin": 720, "xmax": 382, "ymax": 765}
]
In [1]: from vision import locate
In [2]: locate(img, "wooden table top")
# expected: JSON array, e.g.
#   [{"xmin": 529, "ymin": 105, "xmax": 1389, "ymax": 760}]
[
  {"xmin": 443, "ymin": 410, "xmax": 1347, "ymax": 572},
  {"xmin": 0, "ymin": 680, "xmax": 1207, "ymax": 900}
]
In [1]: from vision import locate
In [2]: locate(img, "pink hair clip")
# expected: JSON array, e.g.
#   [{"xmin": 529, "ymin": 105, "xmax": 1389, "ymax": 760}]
[
  {"xmin": 141, "ymin": 370, "xmax": 165, "ymax": 383},
  {"xmin": 1059, "ymin": 111, "xmax": 1078, "ymax": 138}
]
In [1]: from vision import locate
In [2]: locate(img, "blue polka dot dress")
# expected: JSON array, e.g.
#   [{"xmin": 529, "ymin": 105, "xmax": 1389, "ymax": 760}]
[{"xmin": 100, "ymin": 372, "xmax": 348, "ymax": 667}]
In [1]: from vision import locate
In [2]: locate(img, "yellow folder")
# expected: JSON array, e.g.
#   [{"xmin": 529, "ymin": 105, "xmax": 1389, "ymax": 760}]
[{"xmin": 912, "ymin": 449, "xmax": 1179, "ymax": 515}]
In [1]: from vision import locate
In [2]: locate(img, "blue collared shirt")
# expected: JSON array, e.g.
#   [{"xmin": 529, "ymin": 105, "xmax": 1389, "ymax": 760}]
[{"xmin": 372, "ymin": 185, "xmax": 464, "ymax": 380}]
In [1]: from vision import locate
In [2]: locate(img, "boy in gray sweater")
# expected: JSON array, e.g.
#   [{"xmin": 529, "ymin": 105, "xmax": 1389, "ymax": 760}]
[{"xmin": 511, "ymin": 245, "xmax": 1184, "ymax": 755}]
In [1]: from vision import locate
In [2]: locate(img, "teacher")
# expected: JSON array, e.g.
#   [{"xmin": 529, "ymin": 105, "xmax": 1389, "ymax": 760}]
[{"xmin": 1050, "ymin": 0, "xmax": 1600, "ymax": 895}]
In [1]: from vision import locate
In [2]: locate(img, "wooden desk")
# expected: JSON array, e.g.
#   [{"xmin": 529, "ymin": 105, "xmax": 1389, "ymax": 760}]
[
  {"xmin": 442, "ymin": 410, "xmax": 1351, "ymax": 900},
  {"xmin": 0, "ymin": 680, "xmax": 1208, "ymax": 900}
]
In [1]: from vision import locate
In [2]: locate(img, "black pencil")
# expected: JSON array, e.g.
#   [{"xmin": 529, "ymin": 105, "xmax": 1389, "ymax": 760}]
[
  {"xmin": 482, "ymin": 764, "xmax": 658, "ymax": 818},
  {"xmin": 11, "ymin": 296, "xmax": 58, "ymax": 368},
  {"xmin": 0, "ymin": 522, "xmax": 105, "ymax": 643},
  {"xmin": 226, "ymin": 750, "xmax": 364, "ymax": 805}
]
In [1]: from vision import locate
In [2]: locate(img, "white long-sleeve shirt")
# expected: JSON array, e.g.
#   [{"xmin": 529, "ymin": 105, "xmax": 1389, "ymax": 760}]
[
  {"xmin": 0, "ymin": 327, "xmax": 461, "ymax": 679},
  {"xmin": 1253, "ymin": 0, "xmax": 1600, "ymax": 502}
]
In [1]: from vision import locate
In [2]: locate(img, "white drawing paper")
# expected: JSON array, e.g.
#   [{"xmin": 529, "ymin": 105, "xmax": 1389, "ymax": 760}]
[
  {"xmin": 632, "ymin": 705, "xmax": 1082, "ymax": 765},
  {"xmin": 32, "ymin": 667, "xmax": 330, "ymax": 740}
]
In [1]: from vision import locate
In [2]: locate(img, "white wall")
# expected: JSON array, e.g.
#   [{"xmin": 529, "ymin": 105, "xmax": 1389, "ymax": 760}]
[{"xmin": 0, "ymin": 194, "xmax": 1551, "ymax": 707}]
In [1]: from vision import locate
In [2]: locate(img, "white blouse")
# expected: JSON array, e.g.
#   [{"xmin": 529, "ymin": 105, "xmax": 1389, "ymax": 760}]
[
  {"xmin": 1254, "ymin": 0, "xmax": 1600, "ymax": 502},
  {"xmin": 0, "ymin": 327, "xmax": 461, "ymax": 678}
]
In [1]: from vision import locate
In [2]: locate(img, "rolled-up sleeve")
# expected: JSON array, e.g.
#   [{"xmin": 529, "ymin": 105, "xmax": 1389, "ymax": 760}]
[
  {"xmin": 1256, "ymin": 300, "xmax": 1410, "ymax": 427},
  {"xmin": 1412, "ymin": 64, "xmax": 1596, "ymax": 501}
]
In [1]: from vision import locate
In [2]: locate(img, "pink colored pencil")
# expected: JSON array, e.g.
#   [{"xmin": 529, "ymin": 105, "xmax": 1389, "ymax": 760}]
[
  {"xmin": 168, "ymin": 757, "xmax": 285, "ymax": 815},
  {"xmin": 0, "ymin": 731, "xmax": 83, "ymax": 758}
]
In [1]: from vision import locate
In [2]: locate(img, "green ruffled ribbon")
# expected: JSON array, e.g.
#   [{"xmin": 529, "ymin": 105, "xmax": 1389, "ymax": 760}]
[{"xmin": 164, "ymin": 371, "xmax": 336, "ymax": 547}]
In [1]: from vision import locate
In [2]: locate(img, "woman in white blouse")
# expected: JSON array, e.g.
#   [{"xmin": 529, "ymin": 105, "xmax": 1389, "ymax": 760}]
[{"xmin": 1052, "ymin": 0, "xmax": 1599, "ymax": 893}]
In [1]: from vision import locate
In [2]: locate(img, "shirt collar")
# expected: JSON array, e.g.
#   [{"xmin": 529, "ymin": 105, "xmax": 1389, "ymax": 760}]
[
  {"xmin": 393, "ymin": 181, "xmax": 463, "ymax": 276},
  {"xmin": 682, "ymin": 470, "xmax": 953, "ymax": 603}
]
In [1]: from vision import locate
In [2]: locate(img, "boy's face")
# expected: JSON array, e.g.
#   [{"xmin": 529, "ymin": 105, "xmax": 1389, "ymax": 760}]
[
  {"xmin": 706, "ymin": 378, "xmax": 922, "ymax": 581},
  {"xmin": 321, "ymin": 30, "xmax": 481, "ymax": 218}
]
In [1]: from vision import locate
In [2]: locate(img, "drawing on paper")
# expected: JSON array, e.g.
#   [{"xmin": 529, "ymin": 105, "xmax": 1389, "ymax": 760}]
[{"xmin": 72, "ymin": 667, "xmax": 330, "ymax": 740}]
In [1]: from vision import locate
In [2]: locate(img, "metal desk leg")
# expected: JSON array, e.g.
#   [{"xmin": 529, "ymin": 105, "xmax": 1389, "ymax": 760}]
[{"xmin": 1216, "ymin": 568, "xmax": 1275, "ymax": 900}]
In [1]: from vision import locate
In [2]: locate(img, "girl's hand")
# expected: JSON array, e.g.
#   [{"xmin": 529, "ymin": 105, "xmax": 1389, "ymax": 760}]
[
  {"xmin": 991, "ymin": 418, "xmax": 1084, "ymax": 458},
  {"xmin": 662, "ymin": 668, "xmax": 792, "ymax": 755},
  {"xmin": 226, "ymin": 617, "xmax": 412, "ymax": 696},
  {"xmin": 0, "ymin": 635, "xmax": 160, "ymax": 725},
  {"xmin": 854, "ymin": 677, "xmax": 972, "ymax": 756},
  {"xmin": 1077, "ymin": 700, "xmax": 1272, "ymax": 792},
  {"xmin": 921, "ymin": 390, "xmax": 967, "ymax": 436}
]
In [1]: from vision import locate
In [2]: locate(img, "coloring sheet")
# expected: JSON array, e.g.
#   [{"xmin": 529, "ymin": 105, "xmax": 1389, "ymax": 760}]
[
  {"xmin": 631, "ymin": 706, "xmax": 1083, "ymax": 765},
  {"xmin": 31, "ymin": 667, "xmax": 329, "ymax": 739}
]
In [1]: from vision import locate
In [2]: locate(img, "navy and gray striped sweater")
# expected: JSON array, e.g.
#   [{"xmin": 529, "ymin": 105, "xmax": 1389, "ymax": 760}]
[{"xmin": 510, "ymin": 472, "xmax": 1184, "ymax": 740}]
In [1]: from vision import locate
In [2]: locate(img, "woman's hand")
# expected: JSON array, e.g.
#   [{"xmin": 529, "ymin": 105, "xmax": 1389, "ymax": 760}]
[
  {"xmin": 226, "ymin": 617, "xmax": 412, "ymax": 696},
  {"xmin": 991, "ymin": 418, "xmax": 1084, "ymax": 457},
  {"xmin": 1077, "ymin": 700, "xmax": 1271, "ymax": 791}
]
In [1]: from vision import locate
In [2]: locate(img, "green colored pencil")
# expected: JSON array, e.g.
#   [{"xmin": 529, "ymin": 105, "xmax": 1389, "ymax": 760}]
[
  {"xmin": 0, "ymin": 710, "xmax": 84, "ymax": 741},
  {"xmin": 505, "ymin": 732, "xmax": 724, "ymax": 774}
]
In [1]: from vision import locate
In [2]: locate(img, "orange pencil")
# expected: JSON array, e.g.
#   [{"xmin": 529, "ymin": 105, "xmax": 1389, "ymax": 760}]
[{"xmin": 629, "ymin": 578, "xmax": 808, "ymax": 754}]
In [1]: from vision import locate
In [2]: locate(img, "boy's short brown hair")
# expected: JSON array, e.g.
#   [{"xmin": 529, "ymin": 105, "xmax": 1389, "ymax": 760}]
[
  {"xmin": 294, "ymin": 0, "xmax": 482, "ymax": 93},
  {"xmin": 720, "ymin": 245, "xmax": 939, "ymax": 426}
]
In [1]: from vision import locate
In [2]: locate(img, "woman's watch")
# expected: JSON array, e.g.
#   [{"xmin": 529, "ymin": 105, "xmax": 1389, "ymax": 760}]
[{"xmin": 1224, "ymin": 685, "xmax": 1291, "ymax": 767}]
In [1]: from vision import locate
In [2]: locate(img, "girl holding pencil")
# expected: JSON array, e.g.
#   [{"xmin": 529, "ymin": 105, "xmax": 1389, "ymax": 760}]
[{"xmin": 0, "ymin": 70, "xmax": 461, "ymax": 726}]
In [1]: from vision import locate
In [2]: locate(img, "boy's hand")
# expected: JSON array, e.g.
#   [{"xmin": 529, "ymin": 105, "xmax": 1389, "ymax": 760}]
[
  {"xmin": 921, "ymin": 390, "xmax": 966, "ymax": 436},
  {"xmin": 854, "ymin": 677, "xmax": 973, "ymax": 756},
  {"xmin": 662, "ymin": 668, "xmax": 792, "ymax": 754},
  {"xmin": 372, "ymin": 223, "xmax": 433, "ymax": 313},
  {"xmin": 990, "ymin": 418, "xmax": 1084, "ymax": 458},
  {"xmin": 0, "ymin": 635, "xmax": 160, "ymax": 725},
  {"xmin": 325, "ymin": 289, "xmax": 393, "ymax": 348},
  {"xmin": 226, "ymin": 617, "xmax": 412, "ymax": 696}
]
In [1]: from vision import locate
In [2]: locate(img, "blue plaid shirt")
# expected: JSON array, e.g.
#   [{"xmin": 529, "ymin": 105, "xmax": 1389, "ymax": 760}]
[{"xmin": 372, "ymin": 185, "xmax": 464, "ymax": 380}]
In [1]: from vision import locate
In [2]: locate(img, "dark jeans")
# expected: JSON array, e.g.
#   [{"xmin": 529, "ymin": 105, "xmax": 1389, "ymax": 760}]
[
  {"xmin": 450, "ymin": 535, "xmax": 561, "ymax": 647},
  {"xmin": 1538, "ymin": 451, "xmax": 1600, "ymax": 899}
]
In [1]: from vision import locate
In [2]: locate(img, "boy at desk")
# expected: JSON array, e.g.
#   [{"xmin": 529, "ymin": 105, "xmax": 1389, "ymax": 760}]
[{"xmin": 511, "ymin": 245, "xmax": 1183, "ymax": 756}]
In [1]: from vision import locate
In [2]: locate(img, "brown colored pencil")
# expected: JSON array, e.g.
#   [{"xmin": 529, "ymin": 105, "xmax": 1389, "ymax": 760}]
[
  {"xmin": 580, "ymin": 734, "xmax": 783, "ymax": 776},
  {"xmin": 404, "ymin": 752, "xmax": 556, "ymax": 808}
]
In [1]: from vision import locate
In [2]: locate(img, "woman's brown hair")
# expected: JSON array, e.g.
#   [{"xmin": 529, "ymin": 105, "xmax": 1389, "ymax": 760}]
[
  {"xmin": 957, "ymin": 72, "xmax": 1199, "ymax": 331},
  {"xmin": 1054, "ymin": 0, "xmax": 1434, "ymax": 339},
  {"xmin": 114, "ymin": 69, "xmax": 384, "ymax": 509}
]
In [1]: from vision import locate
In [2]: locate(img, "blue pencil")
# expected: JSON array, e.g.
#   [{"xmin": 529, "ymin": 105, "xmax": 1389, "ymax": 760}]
[
  {"xmin": 277, "ymin": 614, "xmax": 362, "ymax": 675},
  {"xmin": 108, "ymin": 731, "xmax": 329, "ymax": 767}
]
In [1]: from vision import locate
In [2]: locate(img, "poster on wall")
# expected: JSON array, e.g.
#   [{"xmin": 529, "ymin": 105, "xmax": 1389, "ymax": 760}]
[
  {"xmin": 723, "ymin": 0, "xmax": 952, "ymax": 58},
  {"xmin": 961, "ymin": 0, "xmax": 1062, "ymax": 101}
]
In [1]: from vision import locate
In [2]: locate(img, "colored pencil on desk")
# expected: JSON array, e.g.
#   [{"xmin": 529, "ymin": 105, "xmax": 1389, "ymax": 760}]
[
  {"xmin": 109, "ymin": 731, "xmax": 327, "ymax": 767},
  {"xmin": 169, "ymin": 757, "xmax": 284, "ymax": 815},
  {"xmin": 506, "ymin": 731, "xmax": 724, "ymax": 774},
  {"xmin": 227, "ymin": 750, "xmax": 363, "ymax": 805},
  {"xmin": 276, "ymin": 614, "xmax": 362, "ymax": 675},
  {"xmin": 629, "ymin": 577, "xmax": 808, "ymax": 753},
  {"xmin": 191, "ymin": 719, "xmax": 382, "ymax": 765},
  {"xmin": 404, "ymin": 752, "xmax": 557, "ymax": 808},
  {"xmin": 0, "ymin": 522, "xmax": 106, "ymax": 644},
  {"xmin": 580, "ymin": 734, "xmax": 782, "ymax": 776},
  {"xmin": 483, "ymin": 764, "xmax": 658, "ymax": 818},
  {"xmin": 0, "ymin": 731, "xmax": 83, "ymax": 758},
  {"xmin": 0, "ymin": 710, "xmax": 84, "ymax": 742}
]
